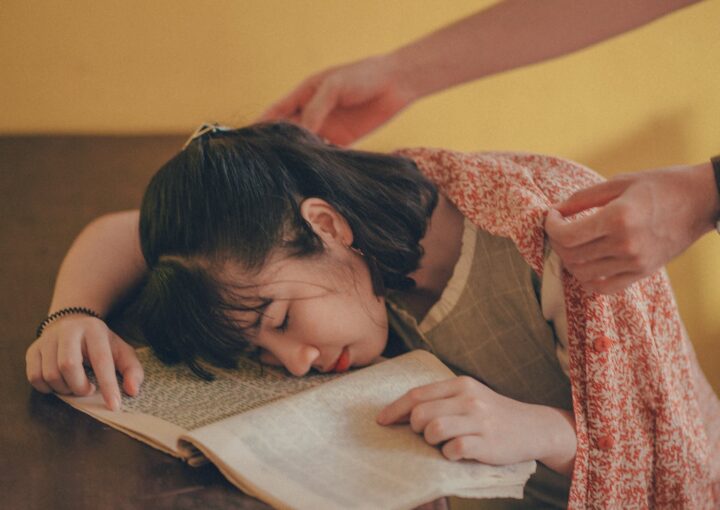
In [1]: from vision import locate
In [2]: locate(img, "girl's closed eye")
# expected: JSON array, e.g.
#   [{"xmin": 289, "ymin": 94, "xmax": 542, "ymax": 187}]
[{"xmin": 275, "ymin": 311, "xmax": 290, "ymax": 333}]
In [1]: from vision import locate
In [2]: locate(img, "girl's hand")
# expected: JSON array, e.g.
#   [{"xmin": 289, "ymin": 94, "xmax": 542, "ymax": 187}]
[
  {"xmin": 25, "ymin": 315, "xmax": 143, "ymax": 411},
  {"xmin": 376, "ymin": 376, "xmax": 576, "ymax": 475}
]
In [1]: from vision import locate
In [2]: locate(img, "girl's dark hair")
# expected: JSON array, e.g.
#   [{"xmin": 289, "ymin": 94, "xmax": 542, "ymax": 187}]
[{"xmin": 134, "ymin": 122, "xmax": 437, "ymax": 378}]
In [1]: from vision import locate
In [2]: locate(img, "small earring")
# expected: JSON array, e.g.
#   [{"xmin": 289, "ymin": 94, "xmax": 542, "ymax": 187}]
[{"xmin": 348, "ymin": 245, "xmax": 364, "ymax": 257}]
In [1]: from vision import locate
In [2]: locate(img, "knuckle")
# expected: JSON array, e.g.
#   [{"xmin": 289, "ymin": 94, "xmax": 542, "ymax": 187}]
[
  {"xmin": 613, "ymin": 206, "xmax": 634, "ymax": 231},
  {"xmin": 405, "ymin": 387, "xmax": 424, "ymax": 404},
  {"xmin": 409, "ymin": 407, "xmax": 426, "ymax": 432},
  {"xmin": 456, "ymin": 376, "xmax": 476, "ymax": 392},
  {"xmin": 58, "ymin": 356, "xmax": 81, "ymax": 374},
  {"xmin": 84, "ymin": 322, "xmax": 108, "ymax": 339},
  {"xmin": 464, "ymin": 396, "xmax": 486, "ymax": 414},
  {"xmin": 452, "ymin": 437, "xmax": 470, "ymax": 457},
  {"xmin": 626, "ymin": 241, "xmax": 641, "ymax": 259},
  {"xmin": 617, "ymin": 237, "xmax": 635, "ymax": 257},
  {"xmin": 43, "ymin": 369, "xmax": 63, "ymax": 385},
  {"xmin": 27, "ymin": 371, "xmax": 44, "ymax": 386},
  {"xmin": 424, "ymin": 418, "xmax": 446, "ymax": 444}
]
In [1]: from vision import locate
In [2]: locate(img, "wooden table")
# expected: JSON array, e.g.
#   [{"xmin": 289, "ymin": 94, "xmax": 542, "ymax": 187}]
[{"xmin": 0, "ymin": 136, "xmax": 272, "ymax": 510}]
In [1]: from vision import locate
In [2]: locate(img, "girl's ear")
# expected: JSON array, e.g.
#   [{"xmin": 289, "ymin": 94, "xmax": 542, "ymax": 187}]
[{"xmin": 300, "ymin": 198, "xmax": 353, "ymax": 246}]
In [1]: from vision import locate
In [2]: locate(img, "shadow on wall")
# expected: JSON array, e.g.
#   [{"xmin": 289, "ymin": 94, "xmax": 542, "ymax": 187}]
[{"xmin": 580, "ymin": 111, "xmax": 690, "ymax": 174}]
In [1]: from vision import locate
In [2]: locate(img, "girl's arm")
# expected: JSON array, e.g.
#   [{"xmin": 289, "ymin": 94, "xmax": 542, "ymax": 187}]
[
  {"xmin": 26, "ymin": 210, "xmax": 147, "ymax": 411},
  {"xmin": 377, "ymin": 376, "xmax": 577, "ymax": 476}
]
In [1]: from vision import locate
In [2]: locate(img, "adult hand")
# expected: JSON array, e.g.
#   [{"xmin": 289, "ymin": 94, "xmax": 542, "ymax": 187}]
[
  {"xmin": 545, "ymin": 163, "xmax": 719, "ymax": 294},
  {"xmin": 377, "ymin": 376, "xmax": 576, "ymax": 474},
  {"xmin": 26, "ymin": 315, "xmax": 144, "ymax": 411},
  {"xmin": 259, "ymin": 54, "xmax": 416, "ymax": 146}
]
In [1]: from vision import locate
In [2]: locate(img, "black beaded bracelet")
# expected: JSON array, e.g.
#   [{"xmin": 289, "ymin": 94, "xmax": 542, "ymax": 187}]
[{"xmin": 35, "ymin": 306, "xmax": 102, "ymax": 338}]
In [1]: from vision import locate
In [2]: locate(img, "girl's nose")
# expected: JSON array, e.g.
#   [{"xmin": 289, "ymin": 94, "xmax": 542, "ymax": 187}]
[{"xmin": 278, "ymin": 344, "xmax": 321, "ymax": 377}]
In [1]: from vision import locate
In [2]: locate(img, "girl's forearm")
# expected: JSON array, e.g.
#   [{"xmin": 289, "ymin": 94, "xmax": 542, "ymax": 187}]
[
  {"xmin": 48, "ymin": 210, "xmax": 147, "ymax": 316},
  {"xmin": 533, "ymin": 405, "xmax": 577, "ymax": 477},
  {"xmin": 389, "ymin": 0, "xmax": 699, "ymax": 102}
]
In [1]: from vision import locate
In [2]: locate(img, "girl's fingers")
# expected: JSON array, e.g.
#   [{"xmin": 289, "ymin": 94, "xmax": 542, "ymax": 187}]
[
  {"xmin": 112, "ymin": 335, "xmax": 144, "ymax": 396},
  {"xmin": 57, "ymin": 329, "xmax": 94, "ymax": 396},
  {"xmin": 407, "ymin": 397, "xmax": 471, "ymax": 435},
  {"xmin": 377, "ymin": 377, "xmax": 471, "ymax": 425},
  {"xmin": 26, "ymin": 345, "xmax": 52, "ymax": 393},
  {"xmin": 442, "ymin": 435, "xmax": 488, "ymax": 462},
  {"xmin": 423, "ymin": 415, "xmax": 485, "ymax": 447},
  {"xmin": 86, "ymin": 332, "xmax": 122, "ymax": 411},
  {"xmin": 40, "ymin": 339, "xmax": 72, "ymax": 395}
]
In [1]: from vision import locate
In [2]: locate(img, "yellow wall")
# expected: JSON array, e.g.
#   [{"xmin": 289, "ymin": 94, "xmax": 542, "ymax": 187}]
[{"xmin": 3, "ymin": 0, "xmax": 718, "ymax": 389}]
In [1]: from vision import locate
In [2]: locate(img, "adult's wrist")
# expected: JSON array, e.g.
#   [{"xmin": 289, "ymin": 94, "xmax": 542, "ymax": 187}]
[{"xmin": 381, "ymin": 50, "xmax": 426, "ymax": 107}]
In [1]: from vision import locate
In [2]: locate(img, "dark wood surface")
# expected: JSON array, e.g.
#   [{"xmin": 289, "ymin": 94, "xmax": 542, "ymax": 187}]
[{"xmin": 0, "ymin": 136, "xmax": 273, "ymax": 510}]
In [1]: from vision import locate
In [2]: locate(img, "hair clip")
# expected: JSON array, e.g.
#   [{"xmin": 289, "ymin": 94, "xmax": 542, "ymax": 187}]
[{"xmin": 182, "ymin": 122, "xmax": 232, "ymax": 149}]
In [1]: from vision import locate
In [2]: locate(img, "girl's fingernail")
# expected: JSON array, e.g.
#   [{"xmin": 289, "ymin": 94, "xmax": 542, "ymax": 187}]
[{"xmin": 111, "ymin": 395, "xmax": 121, "ymax": 411}]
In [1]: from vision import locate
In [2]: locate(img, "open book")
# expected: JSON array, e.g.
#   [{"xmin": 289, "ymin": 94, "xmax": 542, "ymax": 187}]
[{"xmin": 60, "ymin": 348, "xmax": 535, "ymax": 510}]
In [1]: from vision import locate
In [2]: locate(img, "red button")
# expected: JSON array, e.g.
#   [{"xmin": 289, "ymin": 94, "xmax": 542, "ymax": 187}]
[
  {"xmin": 593, "ymin": 335, "xmax": 613, "ymax": 353},
  {"xmin": 597, "ymin": 435, "xmax": 615, "ymax": 450}
]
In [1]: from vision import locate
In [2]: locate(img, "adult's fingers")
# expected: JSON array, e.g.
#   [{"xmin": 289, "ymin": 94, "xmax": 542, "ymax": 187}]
[
  {"xmin": 545, "ymin": 207, "xmax": 615, "ymax": 249},
  {"xmin": 258, "ymin": 75, "xmax": 322, "ymax": 122},
  {"xmin": 554, "ymin": 179, "xmax": 630, "ymax": 217},
  {"xmin": 112, "ymin": 334, "xmax": 144, "ymax": 397},
  {"xmin": 549, "ymin": 233, "xmax": 621, "ymax": 266},
  {"xmin": 57, "ymin": 329, "xmax": 95, "ymax": 396},
  {"xmin": 300, "ymin": 78, "xmax": 341, "ymax": 133},
  {"xmin": 40, "ymin": 339, "xmax": 72, "ymax": 395},
  {"xmin": 26, "ymin": 345, "xmax": 52, "ymax": 393},
  {"xmin": 585, "ymin": 272, "xmax": 643, "ymax": 295},
  {"xmin": 86, "ymin": 333, "xmax": 122, "ymax": 411},
  {"xmin": 567, "ymin": 256, "xmax": 638, "ymax": 284}
]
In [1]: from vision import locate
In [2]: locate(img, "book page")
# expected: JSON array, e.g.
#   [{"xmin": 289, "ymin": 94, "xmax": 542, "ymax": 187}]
[
  {"xmin": 121, "ymin": 349, "xmax": 338, "ymax": 430},
  {"xmin": 184, "ymin": 350, "xmax": 535, "ymax": 510},
  {"xmin": 60, "ymin": 347, "xmax": 338, "ymax": 458}
]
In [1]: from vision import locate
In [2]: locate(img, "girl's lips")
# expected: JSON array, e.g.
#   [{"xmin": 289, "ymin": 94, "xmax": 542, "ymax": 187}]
[{"xmin": 332, "ymin": 347, "xmax": 351, "ymax": 373}]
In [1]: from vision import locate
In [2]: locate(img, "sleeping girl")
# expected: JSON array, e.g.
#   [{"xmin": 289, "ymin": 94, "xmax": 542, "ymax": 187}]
[{"xmin": 25, "ymin": 122, "xmax": 719, "ymax": 508}]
